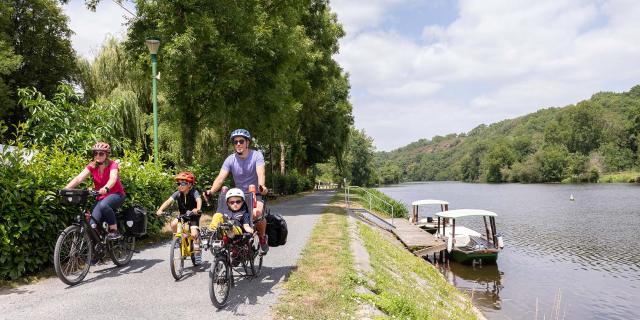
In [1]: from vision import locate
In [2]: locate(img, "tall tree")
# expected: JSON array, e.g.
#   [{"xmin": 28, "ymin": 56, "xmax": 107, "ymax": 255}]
[{"xmin": 4, "ymin": 0, "xmax": 78, "ymax": 129}]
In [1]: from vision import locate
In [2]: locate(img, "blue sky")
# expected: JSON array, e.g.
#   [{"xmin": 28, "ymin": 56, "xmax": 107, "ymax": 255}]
[{"xmin": 64, "ymin": 0, "xmax": 640, "ymax": 151}]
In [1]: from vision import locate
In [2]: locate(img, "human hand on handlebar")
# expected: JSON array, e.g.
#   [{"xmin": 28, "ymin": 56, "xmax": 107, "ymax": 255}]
[{"xmin": 259, "ymin": 185, "xmax": 268, "ymax": 196}]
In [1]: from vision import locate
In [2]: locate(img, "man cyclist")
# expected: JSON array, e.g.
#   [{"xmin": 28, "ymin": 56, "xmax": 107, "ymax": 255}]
[{"xmin": 209, "ymin": 129, "xmax": 269, "ymax": 254}]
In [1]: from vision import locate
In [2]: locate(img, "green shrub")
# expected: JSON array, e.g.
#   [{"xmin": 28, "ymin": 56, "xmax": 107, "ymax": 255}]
[
  {"xmin": 270, "ymin": 171, "xmax": 313, "ymax": 195},
  {"xmin": 350, "ymin": 187, "xmax": 408, "ymax": 218},
  {"xmin": 0, "ymin": 145, "xmax": 173, "ymax": 280}
]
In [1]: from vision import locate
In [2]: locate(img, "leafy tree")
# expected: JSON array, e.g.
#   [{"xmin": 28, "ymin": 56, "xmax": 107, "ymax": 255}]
[
  {"xmin": 3, "ymin": 0, "xmax": 77, "ymax": 130},
  {"xmin": 0, "ymin": 4, "xmax": 21, "ymax": 126},
  {"xmin": 535, "ymin": 145, "xmax": 569, "ymax": 182},
  {"xmin": 562, "ymin": 101, "xmax": 603, "ymax": 154},
  {"xmin": 344, "ymin": 128, "xmax": 375, "ymax": 186},
  {"xmin": 482, "ymin": 141, "xmax": 515, "ymax": 182}
]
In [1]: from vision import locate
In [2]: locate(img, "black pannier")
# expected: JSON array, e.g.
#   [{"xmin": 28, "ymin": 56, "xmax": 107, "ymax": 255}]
[
  {"xmin": 122, "ymin": 204, "xmax": 148, "ymax": 237},
  {"xmin": 265, "ymin": 209, "xmax": 287, "ymax": 247},
  {"xmin": 59, "ymin": 189, "xmax": 90, "ymax": 205}
]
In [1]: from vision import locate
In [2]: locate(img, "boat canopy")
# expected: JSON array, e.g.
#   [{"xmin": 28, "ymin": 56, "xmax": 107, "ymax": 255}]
[
  {"xmin": 411, "ymin": 199, "xmax": 449, "ymax": 206},
  {"xmin": 435, "ymin": 209, "xmax": 497, "ymax": 218}
]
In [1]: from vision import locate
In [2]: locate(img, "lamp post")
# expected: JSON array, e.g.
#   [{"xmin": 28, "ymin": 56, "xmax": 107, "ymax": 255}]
[{"xmin": 145, "ymin": 38, "xmax": 160, "ymax": 163}]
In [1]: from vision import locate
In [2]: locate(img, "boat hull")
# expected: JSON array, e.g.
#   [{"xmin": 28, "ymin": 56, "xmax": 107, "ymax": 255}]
[{"xmin": 449, "ymin": 249, "xmax": 498, "ymax": 265}]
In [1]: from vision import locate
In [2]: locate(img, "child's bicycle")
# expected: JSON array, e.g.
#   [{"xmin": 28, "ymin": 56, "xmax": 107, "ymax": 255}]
[
  {"xmin": 205, "ymin": 188, "xmax": 263, "ymax": 308},
  {"xmin": 54, "ymin": 189, "xmax": 136, "ymax": 285},
  {"xmin": 163, "ymin": 210, "xmax": 202, "ymax": 280}
]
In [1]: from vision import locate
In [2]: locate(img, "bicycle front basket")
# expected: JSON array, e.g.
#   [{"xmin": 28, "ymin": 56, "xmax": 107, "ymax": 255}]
[{"xmin": 59, "ymin": 189, "xmax": 90, "ymax": 205}]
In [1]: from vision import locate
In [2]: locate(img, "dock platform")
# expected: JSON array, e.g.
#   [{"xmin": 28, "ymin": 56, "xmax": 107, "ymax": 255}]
[{"xmin": 385, "ymin": 218, "xmax": 446, "ymax": 256}]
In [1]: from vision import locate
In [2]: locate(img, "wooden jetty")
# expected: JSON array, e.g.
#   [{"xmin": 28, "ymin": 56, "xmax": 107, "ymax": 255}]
[{"xmin": 385, "ymin": 218, "xmax": 446, "ymax": 256}]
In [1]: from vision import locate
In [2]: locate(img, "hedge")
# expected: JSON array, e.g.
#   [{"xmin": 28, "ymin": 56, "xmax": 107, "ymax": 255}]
[{"xmin": 0, "ymin": 146, "xmax": 173, "ymax": 280}]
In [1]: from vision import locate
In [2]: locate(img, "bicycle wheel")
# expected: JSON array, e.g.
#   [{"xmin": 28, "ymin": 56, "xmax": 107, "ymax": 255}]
[
  {"xmin": 209, "ymin": 255, "xmax": 232, "ymax": 309},
  {"xmin": 169, "ymin": 237, "xmax": 184, "ymax": 280},
  {"xmin": 108, "ymin": 235, "xmax": 135, "ymax": 266},
  {"xmin": 54, "ymin": 225, "xmax": 92, "ymax": 285},
  {"xmin": 249, "ymin": 233, "xmax": 262, "ymax": 276}
]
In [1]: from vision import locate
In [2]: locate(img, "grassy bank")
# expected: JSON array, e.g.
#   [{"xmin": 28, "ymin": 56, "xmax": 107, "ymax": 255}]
[
  {"xmin": 348, "ymin": 187, "xmax": 408, "ymax": 218},
  {"xmin": 598, "ymin": 170, "xmax": 640, "ymax": 183},
  {"xmin": 273, "ymin": 198, "xmax": 357, "ymax": 319},
  {"xmin": 357, "ymin": 222, "xmax": 478, "ymax": 319}
]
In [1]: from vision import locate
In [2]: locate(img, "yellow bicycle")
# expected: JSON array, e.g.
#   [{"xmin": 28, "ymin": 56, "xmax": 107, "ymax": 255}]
[{"xmin": 164, "ymin": 211, "xmax": 201, "ymax": 280}]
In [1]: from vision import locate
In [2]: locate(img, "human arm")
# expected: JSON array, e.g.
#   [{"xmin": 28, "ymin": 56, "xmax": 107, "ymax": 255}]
[
  {"xmin": 64, "ymin": 168, "xmax": 91, "ymax": 189},
  {"xmin": 98, "ymin": 165, "xmax": 119, "ymax": 195},
  {"xmin": 256, "ymin": 164, "xmax": 268, "ymax": 196},
  {"xmin": 209, "ymin": 169, "xmax": 229, "ymax": 194},
  {"xmin": 156, "ymin": 197, "xmax": 175, "ymax": 216},
  {"xmin": 243, "ymin": 223, "xmax": 254, "ymax": 234}
]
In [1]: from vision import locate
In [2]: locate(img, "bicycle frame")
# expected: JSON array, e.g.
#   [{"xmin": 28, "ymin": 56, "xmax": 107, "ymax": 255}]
[{"xmin": 174, "ymin": 219, "xmax": 195, "ymax": 258}]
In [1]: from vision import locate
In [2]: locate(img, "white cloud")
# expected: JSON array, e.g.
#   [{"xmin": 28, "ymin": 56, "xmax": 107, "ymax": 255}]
[
  {"xmin": 333, "ymin": 0, "xmax": 640, "ymax": 151},
  {"xmin": 62, "ymin": 1, "xmax": 134, "ymax": 60}
]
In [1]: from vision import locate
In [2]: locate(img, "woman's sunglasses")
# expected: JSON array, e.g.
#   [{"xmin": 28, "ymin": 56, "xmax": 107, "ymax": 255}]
[
  {"xmin": 227, "ymin": 200, "xmax": 243, "ymax": 205},
  {"xmin": 176, "ymin": 181, "xmax": 189, "ymax": 186},
  {"xmin": 93, "ymin": 151, "xmax": 107, "ymax": 156}
]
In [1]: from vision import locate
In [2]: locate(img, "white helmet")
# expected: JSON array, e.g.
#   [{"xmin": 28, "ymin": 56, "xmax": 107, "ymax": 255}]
[{"xmin": 225, "ymin": 188, "xmax": 245, "ymax": 201}]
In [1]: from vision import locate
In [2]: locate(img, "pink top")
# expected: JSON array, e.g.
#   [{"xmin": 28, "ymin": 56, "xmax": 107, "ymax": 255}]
[{"xmin": 86, "ymin": 160, "xmax": 125, "ymax": 201}]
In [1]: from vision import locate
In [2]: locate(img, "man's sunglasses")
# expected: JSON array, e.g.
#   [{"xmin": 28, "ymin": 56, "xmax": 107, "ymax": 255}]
[
  {"xmin": 227, "ymin": 200, "xmax": 243, "ymax": 205},
  {"xmin": 176, "ymin": 181, "xmax": 189, "ymax": 186},
  {"xmin": 233, "ymin": 139, "xmax": 245, "ymax": 145},
  {"xmin": 93, "ymin": 151, "xmax": 107, "ymax": 156}
]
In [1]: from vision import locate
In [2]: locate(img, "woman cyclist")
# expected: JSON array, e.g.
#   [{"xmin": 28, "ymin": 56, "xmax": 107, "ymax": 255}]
[
  {"xmin": 156, "ymin": 171, "xmax": 203, "ymax": 262},
  {"xmin": 64, "ymin": 142, "xmax": 125, "ymax": 240}
]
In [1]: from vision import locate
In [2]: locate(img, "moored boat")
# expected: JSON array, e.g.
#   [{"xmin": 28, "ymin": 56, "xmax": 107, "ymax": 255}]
[
  {"xmin": 410, "ymin": 199, "xmax": 449, "ymax": 234},
  {"xmin": 435, "ymin": 209, "xmax": 504, "ymax": 265}
]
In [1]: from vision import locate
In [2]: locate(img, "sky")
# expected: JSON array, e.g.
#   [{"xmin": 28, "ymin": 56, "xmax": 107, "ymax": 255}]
[{"xmin": 63, "ymin": 0, "xmax": 640, "ymax": 151}]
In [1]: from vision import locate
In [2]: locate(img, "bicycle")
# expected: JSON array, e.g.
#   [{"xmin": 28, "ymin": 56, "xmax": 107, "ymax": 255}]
[
  {"xmin": 206, "ymin": 188, "xmax": 262, "ymax": 308},
  {"xmin": 54, "ymin": 189, "xmax": 135, "ymax": 285},
  {"xmin": 163, "ymin": 210, "xmax": 202, "ymax": 280}
]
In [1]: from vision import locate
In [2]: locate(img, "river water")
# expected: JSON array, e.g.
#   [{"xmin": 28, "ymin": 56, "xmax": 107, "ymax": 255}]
[{"xmin": 376, "ymin": 182, "xmax": 640, "ymax": 320}]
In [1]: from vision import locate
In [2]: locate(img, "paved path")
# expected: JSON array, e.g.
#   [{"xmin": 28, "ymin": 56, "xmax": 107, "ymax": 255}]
[{"xmin": 0, "ymin": 191, "xmax": 336, "ymax": 319}]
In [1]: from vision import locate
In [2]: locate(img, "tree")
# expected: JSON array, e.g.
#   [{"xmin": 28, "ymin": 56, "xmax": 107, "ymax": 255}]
[
  {"xmin": 562, "ymin": 101, "xmax": 603, "ymax": 154},
  {"xmin": 344, "ymin": 128, "xmax": 375, "ymax": 186},
  {"xmin": 3, "ymin": 0, "xmax": 78, "ymax": 129},
  {"xmin": 0, "ymin": 4, "xmax": 22, "ymax": 127}
]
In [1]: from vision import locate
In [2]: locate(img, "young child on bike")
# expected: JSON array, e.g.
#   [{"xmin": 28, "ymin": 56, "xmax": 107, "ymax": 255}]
[
  {"xmin": 156, "ymin": 171, "xmax": 203, "ymax": 263},
  {"xmin": 209, "ymin": 188, "xmax": 253, "ymax": 239}
]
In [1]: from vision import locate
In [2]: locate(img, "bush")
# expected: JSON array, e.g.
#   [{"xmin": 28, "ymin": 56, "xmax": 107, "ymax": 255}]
[
  {"xmin": 351, "ymin": 187, "xmax": 408, "ymax": 218},
  {"xmin": 0, "ymin": 145, "xmax": 173, "ymax": 280},
  {"xmin": 270, "ymin": 171, "xmax": 313, "ymax": 195}
]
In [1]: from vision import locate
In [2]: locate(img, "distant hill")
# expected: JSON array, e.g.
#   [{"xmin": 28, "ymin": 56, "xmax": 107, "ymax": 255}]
[{"xmin": 374, "ymin": 85, "xmax": 640, "ymax": 183}]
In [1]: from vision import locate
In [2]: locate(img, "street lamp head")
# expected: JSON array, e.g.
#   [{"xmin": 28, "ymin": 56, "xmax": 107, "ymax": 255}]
[{"xmin": 145, "ymin": 38, "xmax": 160, "ymax": 55}]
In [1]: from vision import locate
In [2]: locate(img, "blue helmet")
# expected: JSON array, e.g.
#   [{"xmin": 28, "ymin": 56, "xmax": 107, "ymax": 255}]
[{"xmin": 230, "ymin": 129, "xmax": 251, "ymax": 141}]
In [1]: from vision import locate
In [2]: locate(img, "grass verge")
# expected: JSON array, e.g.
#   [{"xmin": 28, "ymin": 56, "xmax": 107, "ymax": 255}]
[
  {"xmin": 273, "ymin": 197, "xmax": 357, "ymax": 319},
  {"xmin": 348, "ymin": 187, "xmax": 408, "ymax": 219},
  {"xmin": 357, "ymin": 222, "xmax": 479, "ymax": 320},
  {"xmin": 599, "ymin": 171, "xmax": 640, "ymax": 183}
]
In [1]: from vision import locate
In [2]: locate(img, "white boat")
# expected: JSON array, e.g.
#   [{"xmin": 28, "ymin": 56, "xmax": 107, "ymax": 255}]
[
  {"xmin": 410, "ymin": 199, "xmax": 449, "ymax": 234},
  {"xmin": 435, "ymin": 209, "xmax": 504, "ymax": 265}
]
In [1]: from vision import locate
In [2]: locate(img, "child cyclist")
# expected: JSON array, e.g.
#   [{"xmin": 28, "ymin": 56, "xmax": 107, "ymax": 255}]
[
  {"xmin": 209, "ymin": 188, "xmax": 253, "ymax": 240},
  {"xmin": 156, "ymin": 171, "xmax": 203, "ymax": 263}
]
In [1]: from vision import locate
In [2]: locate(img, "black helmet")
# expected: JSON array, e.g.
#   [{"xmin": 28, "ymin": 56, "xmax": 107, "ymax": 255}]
[{"xmin": 230, "ymin": 129, "xmax": 251, "ymax": 141}]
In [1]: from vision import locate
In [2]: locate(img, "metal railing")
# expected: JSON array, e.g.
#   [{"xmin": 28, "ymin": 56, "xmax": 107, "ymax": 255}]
[{"xmin": 345, "ymin": 185, "xmax": 396, "ymax": 225}]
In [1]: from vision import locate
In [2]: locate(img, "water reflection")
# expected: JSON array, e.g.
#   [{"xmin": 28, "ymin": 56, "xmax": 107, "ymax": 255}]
[{"xmin": 434, "ymin": 259, "xmax": 504, "ymax": 311}]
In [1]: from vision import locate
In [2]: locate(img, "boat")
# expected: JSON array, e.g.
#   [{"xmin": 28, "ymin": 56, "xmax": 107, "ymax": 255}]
[
  {"xmin": 435, "ymin": 209, "xmax": 504, "ymax": 265},
  {"xmin": 410, "ymin": 199, "xmax": 449, "ymax": 234}
]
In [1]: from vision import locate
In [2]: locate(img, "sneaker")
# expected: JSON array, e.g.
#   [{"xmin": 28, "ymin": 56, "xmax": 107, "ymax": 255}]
[
  {"xmin": 259, "ymin": 236, "xmax": 269, "ymax": 255},
  {"xmin": 106, "ymin": 232, "xmax": 122, "ymax": 241},
  {"xmin": 195, "ymin": 253, "xmax": 202, "ymax": 265}
]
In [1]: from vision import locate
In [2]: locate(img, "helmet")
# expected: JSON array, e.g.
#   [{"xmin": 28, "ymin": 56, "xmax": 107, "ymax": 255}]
[
  {"xmin": 91, "ymin": 142, "xmax": 111, "ymax": 153},
  {"xmin": 225, "ymin": 188, "xmax": 245, "ymax": 201},
  {"xmin": 174, "ymin": 171, "xmax": 195, "ymax": 183},
  {"xmin": 230, "ymin": 129, "xmax": 251, "ymax": 141}
]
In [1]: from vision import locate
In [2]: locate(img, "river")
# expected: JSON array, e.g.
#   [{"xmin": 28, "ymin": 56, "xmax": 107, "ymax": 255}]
[{"xmin": 376, "ymin": 182, "xmax": 640, "ymax": 320}]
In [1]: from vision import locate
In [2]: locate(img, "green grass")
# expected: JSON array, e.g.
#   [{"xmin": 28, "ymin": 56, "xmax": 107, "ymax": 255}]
[
  {"xmin": 599, "ymin": 171, "xmax": 640, "ymax": 183},
  {"xmin": 349, "ymin": 187, "xmax": 408, "ymax": 218},
  {"xmin": 273, "ymin": 197, "xmax": 357, "ymax": 319},
  {"xmin": 357, "ymin": 222, "xmax": 479, "ymax": 320}
]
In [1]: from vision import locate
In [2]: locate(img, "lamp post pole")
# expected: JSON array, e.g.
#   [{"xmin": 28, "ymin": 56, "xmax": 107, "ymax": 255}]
[{"xmin": 145, "ymin": 38, "xmax": 160, "ymax": 163}]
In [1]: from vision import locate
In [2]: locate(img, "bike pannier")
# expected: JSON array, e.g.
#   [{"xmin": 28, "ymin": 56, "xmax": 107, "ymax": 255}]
[
  {"xmin": 265, "ymin": 210, "xmax": 288, "ymax": 247},
  {"xmin": 123, "ymin": 204, "xmax": 148, "ymax": 237},
  {"xmin": 59, "ymin": 189, "xmax": 90, "ymax": 205}
]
